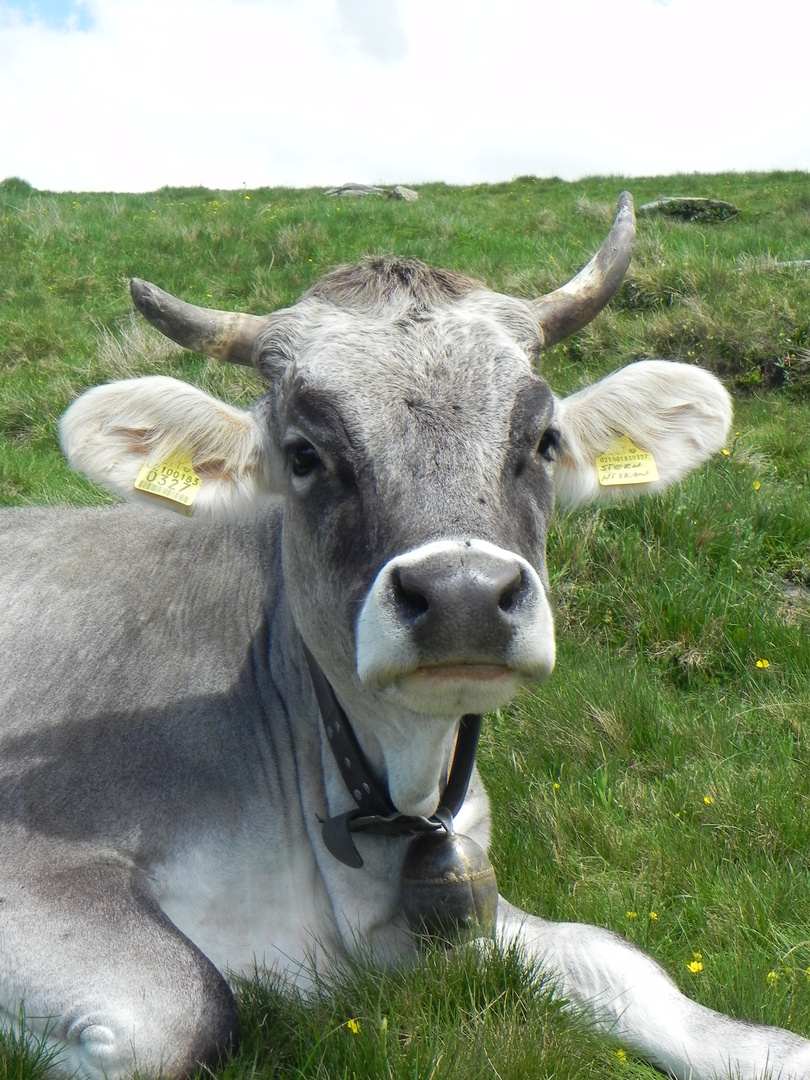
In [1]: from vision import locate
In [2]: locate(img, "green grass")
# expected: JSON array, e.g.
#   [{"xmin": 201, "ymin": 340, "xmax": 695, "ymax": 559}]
[
  {"xmin": 1, "ymin": 171, "xmax": 810, "ymax": 1079},
  {"xmin": 0, "ymin": 1011, "xmax": 62, "ymax": 1080},
  {"xmin": 218, "ymin": 946, "xmax": 620, "ymax": 1080}
]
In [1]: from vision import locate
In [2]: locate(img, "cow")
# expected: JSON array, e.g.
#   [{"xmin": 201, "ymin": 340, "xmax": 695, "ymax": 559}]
[{"xmin": 1, "ymin": 192, "xmax": 809, "ymax": 1080}]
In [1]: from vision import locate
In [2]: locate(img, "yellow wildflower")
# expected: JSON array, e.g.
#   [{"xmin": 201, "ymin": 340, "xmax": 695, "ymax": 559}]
[
  {"xmin": 703, "ymin": 796, "xmax": 712, "ymax": 805},
  {"xmin": 756, "ymin": 659, "xmax": 770, "ymax": 669},
  {"xmin": 626, "ymin": 911, "xmax": 638, "ymax": 919},
  {"xmin": 753, "ymin": 480, "xmax": 761, "ymax": 491},
  {"xmin": 687, "ymin": 960, "xmax": 703, "ymax": 974},
  {"xmin": 616, "ymin": 1048, "xmax": 627, "ymax": 1062},
  {"xmin": 347, "ymin": 1019, "xmax": 360, "ymax": 1034},
  {"xmin": 766, "ymin": 971, "xmax": 779, "ymax": 985},
  {"xmin": 650, "ymin": 912, "xmax": 659, "ymax": 921},
  {"xmin": 721, "ymin": 448, "xmax": 731, "ymax": 457}
]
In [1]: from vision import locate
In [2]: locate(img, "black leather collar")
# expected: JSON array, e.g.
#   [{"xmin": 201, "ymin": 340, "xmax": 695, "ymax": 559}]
[{"xmin": 302, "ymin": 642, "xmax": 483, "ymax": 868}]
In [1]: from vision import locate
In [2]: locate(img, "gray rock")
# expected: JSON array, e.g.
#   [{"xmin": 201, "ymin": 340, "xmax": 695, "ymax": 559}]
[
  {"xmin": 638, "ymin": 197, "xmax": 739, "ymax": 222},
  {"xmin": 324, "ymin": 183, "xmax": 419, "ymax": 201},
  {"xmin": 324, "ymin": 183, "xmax": 387, "ymax": 197}
]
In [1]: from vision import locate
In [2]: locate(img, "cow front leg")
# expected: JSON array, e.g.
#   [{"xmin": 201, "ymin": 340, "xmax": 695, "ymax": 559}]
[
  {"xmin": 497, "ymin": 898, "xmax": 810, "ymax": 1080},
  {"xmin": 0, "ymin": 845, "xmax": 238, "ymax": 1080}
]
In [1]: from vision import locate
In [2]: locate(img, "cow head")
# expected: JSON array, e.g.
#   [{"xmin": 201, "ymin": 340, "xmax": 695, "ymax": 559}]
[{"xmin": 60, "ymin": 194, "xmax": 731, "ymax": 816}]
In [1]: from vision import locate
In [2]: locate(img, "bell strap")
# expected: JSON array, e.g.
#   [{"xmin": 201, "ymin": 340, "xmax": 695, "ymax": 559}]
[{"xmin": 302, "ymin": 642, "xmax": 482, "ymax": 868}]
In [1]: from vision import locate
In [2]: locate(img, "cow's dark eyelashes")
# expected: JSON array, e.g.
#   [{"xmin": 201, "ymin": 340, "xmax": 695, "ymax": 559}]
[
  {"xmin": 535, "ymin": 429, "xmax": 560, "ymax": 463},
  {"xmin": 289, "ymin": 442, "xmax": 321, "ymax": 478}
]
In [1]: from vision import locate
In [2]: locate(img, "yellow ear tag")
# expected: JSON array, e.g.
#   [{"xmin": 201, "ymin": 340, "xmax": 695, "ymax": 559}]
[
  {"xmin": 595, "ymin": 435, "xmax": 659, "ymax": 487},
  {"xmin": 134, "ymin": 453, "xmax": 201, "ymax": 514}
]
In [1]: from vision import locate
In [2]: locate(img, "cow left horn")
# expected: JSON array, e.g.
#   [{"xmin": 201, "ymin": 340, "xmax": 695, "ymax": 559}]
[
  {"xmin": 532, "ymin": 191, "xmax": 635, "ymax": 348},
  {"xmin": 130, "ymin": 279, "xmax": 266, "ymax": 367}
]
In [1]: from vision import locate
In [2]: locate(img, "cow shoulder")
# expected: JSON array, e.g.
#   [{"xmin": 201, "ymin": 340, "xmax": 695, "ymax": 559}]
[{"xmin": 0, "ymin": 505, "xmax": 285, "ymax": 723}]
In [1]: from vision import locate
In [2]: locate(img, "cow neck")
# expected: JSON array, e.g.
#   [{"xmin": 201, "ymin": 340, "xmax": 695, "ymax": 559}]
[{"xmin": 302, "ymin": 642, "xmax": 482, "ymax": 869}]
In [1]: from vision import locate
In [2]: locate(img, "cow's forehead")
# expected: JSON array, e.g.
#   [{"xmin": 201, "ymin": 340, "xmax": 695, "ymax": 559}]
[{"xmin": 257, "ymin": 290, "xmax": 550, "ymax": 439}]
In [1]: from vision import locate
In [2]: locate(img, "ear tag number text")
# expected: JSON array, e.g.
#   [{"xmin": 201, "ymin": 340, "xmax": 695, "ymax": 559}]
[
  {"xmin": 134, "ymin": 454, "xmax": 201, "ymax": 513},
  {"xmin": 595, "ymin": 436, "xmax": 659, "ymax": 486}
]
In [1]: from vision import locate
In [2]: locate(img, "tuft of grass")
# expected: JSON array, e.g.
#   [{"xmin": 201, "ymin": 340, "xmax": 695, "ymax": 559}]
[
  {"xmin": 0, "ymin": 177, "xmax": 34, "ymax": 196},
  {"xmin": 221, "ymin": 942, "xmax": 623, "ymax": 1080},
  {"xmin": 0, "ymin": 1011, "xmax": 63, "ymax": 1080}
]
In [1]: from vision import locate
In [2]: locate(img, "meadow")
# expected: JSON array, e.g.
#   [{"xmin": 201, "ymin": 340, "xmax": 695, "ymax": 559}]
[{"xmin": 1, "ymin": 171, "xmax": 809, "ymax": 1079}]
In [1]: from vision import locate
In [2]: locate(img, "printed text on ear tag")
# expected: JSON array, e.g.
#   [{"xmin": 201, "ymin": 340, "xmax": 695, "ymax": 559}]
[
  {"xmin": 595, "ymin": 435, "xmax": 659, "ymax": 486},
  {"xmin": 134, "ymin": 454, "xmax": 201, "ymax": 512}
]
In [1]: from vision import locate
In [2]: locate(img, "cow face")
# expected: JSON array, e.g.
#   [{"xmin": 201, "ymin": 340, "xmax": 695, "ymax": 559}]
[
  {"xmin": 249, "ymin": 283, "xmax": 559, "ymax": 718},
  {"xmin": 59, "ymin": 196, "xmax": 731, "ymax": 813}
]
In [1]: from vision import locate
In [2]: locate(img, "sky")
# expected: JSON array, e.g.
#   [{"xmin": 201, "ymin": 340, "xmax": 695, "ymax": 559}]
[{"xmin": 0, "ymin": 0, "xmax": 808, "ymax": 193}]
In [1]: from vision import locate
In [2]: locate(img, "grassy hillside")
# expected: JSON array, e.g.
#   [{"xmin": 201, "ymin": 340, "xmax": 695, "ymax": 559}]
[{"xmin": 1, "ymin": 172, "xmax": 809, "ymax": 1080}]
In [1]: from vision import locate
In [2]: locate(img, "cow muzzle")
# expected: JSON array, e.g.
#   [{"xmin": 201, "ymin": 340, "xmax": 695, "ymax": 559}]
[{"xmin": 356, "ymin": 538, "xmax": 555, "ymax": 715}]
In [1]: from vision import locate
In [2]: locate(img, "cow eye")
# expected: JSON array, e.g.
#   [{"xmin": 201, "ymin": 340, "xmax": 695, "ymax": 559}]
[
  {"xmin": 536, "ymin": 429, "xmax": 560, "ymax": 463},
  {"xmin": 289, "ymin": 442, "xmax": 321, "ymax": 478}
]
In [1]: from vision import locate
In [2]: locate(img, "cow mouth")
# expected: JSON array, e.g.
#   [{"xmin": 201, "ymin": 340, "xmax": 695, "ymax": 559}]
[
  {"xmin": 386, "ymin": 662, "xmax": 522, "ymax": 716},
  {"xmin": 409, "ymin": 663, "xmax": 512, "ymax": 683}
]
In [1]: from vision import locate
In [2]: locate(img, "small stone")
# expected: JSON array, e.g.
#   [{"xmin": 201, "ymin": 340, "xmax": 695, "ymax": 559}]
[{"xmin": 391, "ymin": 185, "xmax": 419, "ymax": 201}]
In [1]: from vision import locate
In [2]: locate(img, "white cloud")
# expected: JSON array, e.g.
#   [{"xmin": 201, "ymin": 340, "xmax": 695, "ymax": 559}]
[
  {"xmin": 0, "ymin": 0, "xmax": 807, "ymax": 192},
  {"xmin": 333, "ymin": 0, "xmax": 407, "ymax": 62}
]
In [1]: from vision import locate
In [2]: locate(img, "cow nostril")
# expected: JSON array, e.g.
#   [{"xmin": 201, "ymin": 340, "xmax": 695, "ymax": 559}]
[
  {"xmin": 391, "ymin": 568, "xmax": 430, "ymax": 622},
  {"xmin": 498, "ymin": 569, "xmax": 529, "ymax": 614}
]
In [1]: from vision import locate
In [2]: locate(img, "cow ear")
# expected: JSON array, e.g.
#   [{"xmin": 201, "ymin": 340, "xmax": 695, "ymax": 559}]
[
  {"xmin": 553, "ymin": 360, "xmax": 732, "ymax": 508},
  {"xmin": 60, "ymin": 376, "xmax": 273, "ymax": 515}
]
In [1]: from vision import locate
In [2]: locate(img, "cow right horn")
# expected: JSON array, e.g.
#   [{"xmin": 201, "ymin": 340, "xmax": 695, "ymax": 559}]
[
  {"xmin": 130, "ymin": 279, "xmax": 266, "ymax": 367},
  {"xmin": 531, "ymin": 191, "xmax": 635, "ymax": 348}
]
